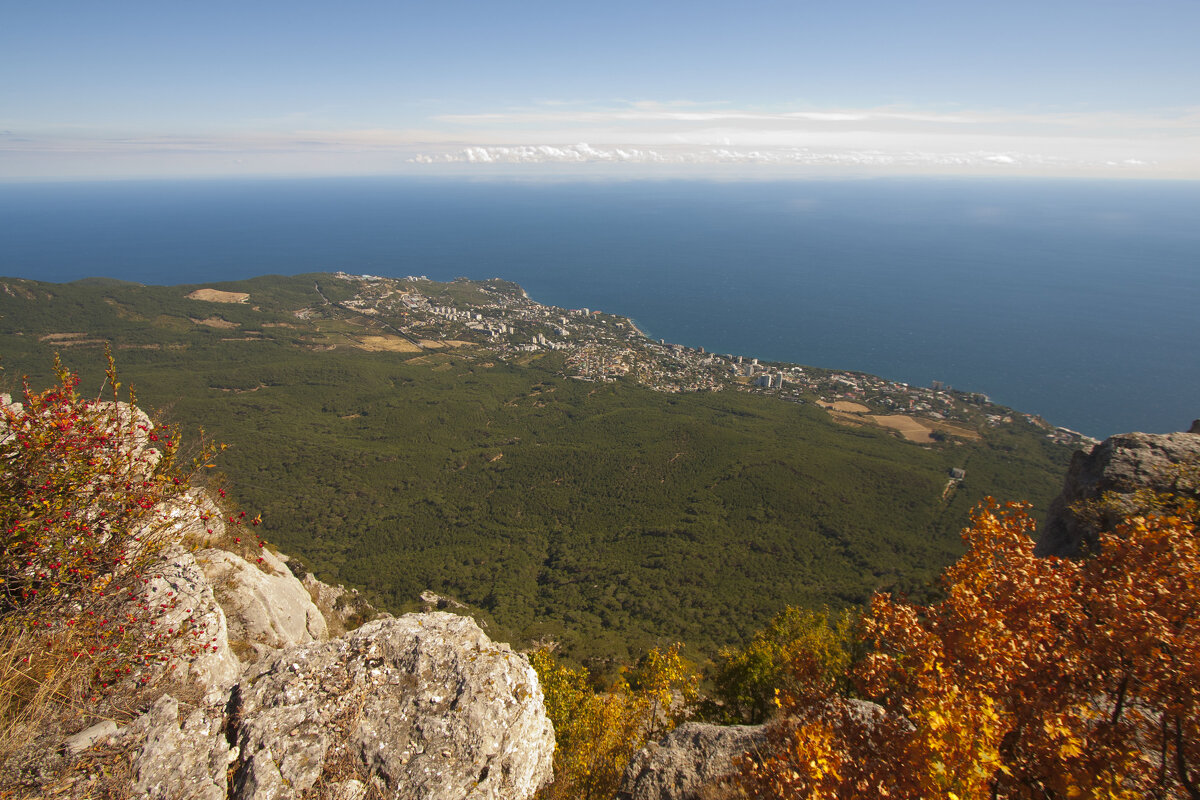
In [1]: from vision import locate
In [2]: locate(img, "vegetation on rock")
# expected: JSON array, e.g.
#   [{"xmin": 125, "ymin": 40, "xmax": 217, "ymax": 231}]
[{"xmin": 0, "ymin": 355, "xmax": 222, "ymax": 772}]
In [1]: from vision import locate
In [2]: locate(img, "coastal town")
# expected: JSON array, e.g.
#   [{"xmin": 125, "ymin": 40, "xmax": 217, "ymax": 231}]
[{"xmin": 319, "ymin": 272, "xmax": 1097, "ymax": 449}]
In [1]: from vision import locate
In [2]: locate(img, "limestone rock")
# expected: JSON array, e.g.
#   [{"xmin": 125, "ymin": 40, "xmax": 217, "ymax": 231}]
[
  {"xmin": 64, "ymin": 720, "xmax": 119, "ymax": 755},
  {"xmin": 617, "ymin": 700, "xmax": 892, "ymax": 800},
  {"xmin": 617, "ymin": 722, "xmax": 767, "ymax": 800},
  {"xmin": 1036, "ymin": 430, "xmax": 1200, "ymax": 557},
  {"xmin": 229, "ymin": 612, "xmax": 554, "ymax": 800},
  {"xmin": 197, "ymin": 546, "xmax": 327, "ymax": 663},
  {"xmin": 125, "ymin": 694, "xmax": 233, "ymax": 800},
  {"xmin": 143, "ymin": 546, "xmax": 241, "ymax": 697},
  {"xmin": 301, "ymin": 572, "xmax": 377, "ymax": 636}
]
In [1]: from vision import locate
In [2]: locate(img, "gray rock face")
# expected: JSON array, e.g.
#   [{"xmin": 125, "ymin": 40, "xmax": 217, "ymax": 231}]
[
  {"xmin": 114, "ymin": 612, "xmax": 553, "ymax": 800},
  {"xmin": 617, "ymin": 722, "xmax": 767, "ymax": 800},
  {"xmin": 301, "ymin": 572, "xmax": 376, "ymax": 636},
  {"xmin": 143, "ymin": 546, "xmax": 242, "ymax": 698},
  {"xmin": 197, "ymin": 546, "xmax": 327, "ymax": 662},
  {"xmin": 1036, "ymin": 430, "xmax": 1200, "ymax": 557},
  {"xmin": 229, "ymin": 612, "xmax": 554, "ymax": 800},
  {"xmin": 126, "ymin": 694, "xmax": 233, "ymax": 800}
]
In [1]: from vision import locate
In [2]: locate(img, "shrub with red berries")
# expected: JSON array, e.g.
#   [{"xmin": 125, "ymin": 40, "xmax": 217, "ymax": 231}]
[{"xmin": 1, "ymin": 353, "xmax": 220, "ymax": 694}]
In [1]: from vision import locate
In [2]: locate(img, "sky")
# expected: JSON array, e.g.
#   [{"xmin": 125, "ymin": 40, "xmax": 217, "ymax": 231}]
[{"xmin": 3, "ymin": 0, "xmax": 1199, "ymax": 181}]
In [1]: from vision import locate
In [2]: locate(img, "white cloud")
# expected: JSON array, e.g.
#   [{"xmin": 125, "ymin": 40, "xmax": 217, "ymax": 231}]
[
  {"xmin": 5, "ymin": 102, "xmax": 1198, "ymax": 180},
  {"xmin": 407, "ymin": 143, "xmax": 1156, "ymax": 172}
]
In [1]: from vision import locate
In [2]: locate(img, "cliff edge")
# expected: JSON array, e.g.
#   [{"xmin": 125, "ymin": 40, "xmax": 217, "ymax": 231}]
[{"xmin": 1036, "ymin": 425, "xmax": 1200, "ymax": 558}]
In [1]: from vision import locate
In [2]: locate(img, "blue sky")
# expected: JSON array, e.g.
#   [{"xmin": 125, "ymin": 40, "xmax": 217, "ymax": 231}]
[{"xmin": 3, "ymin": 0, "xmax": 1198, "ymax": 180}]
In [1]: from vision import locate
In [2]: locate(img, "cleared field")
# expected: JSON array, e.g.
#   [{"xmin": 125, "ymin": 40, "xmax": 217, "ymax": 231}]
[
  {"xmin": 352, "ymin": 335, "xmax": 422, "ymax": 353},
  {"xmin": 871, "ymin": 414, "xmax": 936, "ymax": 443},
  {"xmin": 191, "ymin": 316, "xmax": 238, "ymax": 329},
  {"xmin": 825, "ymin": 400, "xmax": 870, "ymax": 413},
  {"xmin": 826, "ymin": 410, "xmax": 869, "ymax": 428},
  {"xmin": 932, "ymin": 421, "xmax": 983, "ymax": 441},
  {"xmin": 186, "ymin": 289, "xmax": 250, "ymax": 303}
]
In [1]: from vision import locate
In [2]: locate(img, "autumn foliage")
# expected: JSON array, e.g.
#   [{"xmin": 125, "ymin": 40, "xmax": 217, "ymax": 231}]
[
  {"xmin": 739, "ymin": 495, "xmax": 1200, "ymax": 799},
  {"xmin": 710, "ymin": 605, "xmax": 855, "ymax": 724},
  {"xmin": 532, "ymin": 643, "xmax": 700, "ymax": 800},
  {"xmin": 0, "ymin": 355, "xmax": 220, "ymax": 726}
]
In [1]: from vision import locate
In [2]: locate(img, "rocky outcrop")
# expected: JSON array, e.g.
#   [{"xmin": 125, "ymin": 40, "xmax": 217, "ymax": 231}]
[
  {"xmin": 618, "ymin": 700, "xmax": 893, "ymax": 800},
  {"xmin": 229, "ymin": 613, "xmax": 554, "ymax": 800},
  {"xmin": 197, "ymin": 546, "xmax": 327, "ymax": 662},
  {"xmin": 1036, "ymin": 429, "xmax": 1200, "ymax": 557},
  {"xmin": 115, "ymin": 612, "xmax": 554, "ymax": 800},
  {"xmin": 617, "ymin": 722, "xmax": 766, "ymax": 800},
  {"xmin": 301, "ymin": 572, "xmax": 377, "ymax": 636},
  {"xmin": 126, "ymin": 694, "xmax": 233, "ymax": 800},
  {"xmin": 143, "ymin": 546, "xmax": 243, "ymax": 698},
  {"xmin": 58, "ymin": 487, "xmax": 555, "ymax": 799}
]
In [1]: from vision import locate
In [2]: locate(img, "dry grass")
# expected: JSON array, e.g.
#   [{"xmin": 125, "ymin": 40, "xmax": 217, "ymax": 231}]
[
  {"xmin": 350, "ymin": 335, "xmax": 422, "ymax": 353},
  {"xmin": 0, "ymin": 628, "xmax": 119, "ymax": 794},
  {"xmin": 0, "ymin": 625, "xmax": 207, "ymax": 798},
  {"xmin": 869, "ymin": 414, "xmax": 936, "ymax": 443},
  {"xmin": 190, "ymin": 316, "xmax": 239, "ymax": 329},
  {"xmin": 821, "ymin": 400, "xmax": 871, "ymax": 413},
  {"xmin": 185, "ymin": 289, "xmax": 249, "ymax": 303},
  {"xmin": 929, "ymin": 420, "xmax": 983, "ymax": 441}
]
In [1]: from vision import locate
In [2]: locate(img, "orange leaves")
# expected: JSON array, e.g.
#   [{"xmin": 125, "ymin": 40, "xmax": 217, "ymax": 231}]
[{"xmin": 740, "ymin": 496, "xmax": 1200, "ymax": 799}]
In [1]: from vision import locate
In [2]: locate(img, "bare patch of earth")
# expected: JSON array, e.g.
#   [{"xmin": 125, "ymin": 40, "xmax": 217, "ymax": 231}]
[
  {"xmin": 870, "ymin": 414, "xmax": 936, "ymax": 443},
  {"xmin": 352, "ymin": 336, "xmax": 422, "ymax": 353},
  {"xmin": 186, "ymin": 289, "xmax": 249, "ymax": 303},
  {"xmin": 821, "ymin": 400, "xmax": 871, "ymax": 413},
  {"xmin": 36, "ymin": 333, "xmax": 106, "ymax": 347},
  {"xmin": 825, "ymin": 410, "xmax": 868, "ymax": 428},
  {"xmin": 931, "ymin": 421, "xmax": 982, "ymax": 441},
  {"xmin": 213, "ymin": 384, "xmax": 265, "ymax": 394}
]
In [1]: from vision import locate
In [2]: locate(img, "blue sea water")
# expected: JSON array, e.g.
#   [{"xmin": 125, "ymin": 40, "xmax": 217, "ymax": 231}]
[{"xmin": 1, "ymin": 176, "xmax": 1197, "ymax": 439}]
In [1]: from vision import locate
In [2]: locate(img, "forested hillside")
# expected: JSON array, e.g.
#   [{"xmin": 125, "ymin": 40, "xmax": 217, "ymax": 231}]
[{"xmin": 0, "ymin": 273, "xmax": 1080, "ymax": 665}]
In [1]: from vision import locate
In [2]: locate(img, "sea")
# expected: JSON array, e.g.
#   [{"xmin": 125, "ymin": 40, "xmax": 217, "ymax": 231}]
[{"xmin": 1, "ymin": 176, "xmax": 1197, "ymax": 440}]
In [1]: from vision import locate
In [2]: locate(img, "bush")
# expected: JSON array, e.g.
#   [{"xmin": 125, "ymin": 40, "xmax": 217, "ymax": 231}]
[
  {"xmin": 0, "ymin": 355, "xmax": 219, "ymax": 747},
  {"xmin": 737, "ymin": 497, "xmax": 1200, "ymax": 799},
  {"xmin": 709, "ymin": 605, "xmax": 855, "ymax": 724},
  {"xmin": 532, "ymin": 643, "xmax": 700, "ymax": 800}
]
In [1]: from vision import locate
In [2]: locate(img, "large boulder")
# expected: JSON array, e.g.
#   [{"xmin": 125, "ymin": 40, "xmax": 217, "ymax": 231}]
[
  {"xmin": 229, "ymin": 612, "xmax": 555, "ymax": 800},
  {"xmin": 1036, "ymin": 430, "xmax": 1200, "ymax": 557},
  {"xmin": 108, "ymin": 612, "xmax": 554, "ymax": 800},
  {"xmin": 197, "ymin": 546, "xmax": 327, "ymax": 662},
  {"xmin": 617, "ymin": 722, "xmax": 766, "ymax": 800}
]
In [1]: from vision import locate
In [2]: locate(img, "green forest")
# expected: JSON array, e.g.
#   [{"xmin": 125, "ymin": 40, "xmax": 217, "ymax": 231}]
[{"xmin": 0, "ymin": 273, "xmax": 1078, "ymax": 667}]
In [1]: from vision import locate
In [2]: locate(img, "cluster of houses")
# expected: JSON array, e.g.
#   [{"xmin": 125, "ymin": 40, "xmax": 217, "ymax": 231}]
[{"xmin": 324, "ymin": 273, "xmax": 1096, "ymax": 449}]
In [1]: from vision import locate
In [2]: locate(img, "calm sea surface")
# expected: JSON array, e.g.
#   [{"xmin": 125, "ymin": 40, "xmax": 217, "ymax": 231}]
[{"xmin": 1, "ymin": 176, "xmax": 1197, "ymax": 439}]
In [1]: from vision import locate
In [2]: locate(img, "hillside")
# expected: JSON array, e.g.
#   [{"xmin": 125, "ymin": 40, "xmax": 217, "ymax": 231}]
[{"xmin": 0, "ymin": 272, "xmax": 1085, "ymax": 665}]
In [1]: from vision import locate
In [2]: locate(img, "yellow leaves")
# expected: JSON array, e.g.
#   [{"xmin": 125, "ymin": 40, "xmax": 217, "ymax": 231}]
[
  {"xmin": 532, "ymin": 646, "xmax": 701, "ymax": 800},
  {"xmin": 714, "ymin": 606, "xmax": 854, "ymax": 724}
]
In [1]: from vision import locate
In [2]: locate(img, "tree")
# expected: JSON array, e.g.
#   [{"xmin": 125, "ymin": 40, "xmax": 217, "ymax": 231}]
[
  {"xmin": 710, "ymin": 605, "xmax": 854, "ymax": 724},
  {"xmin": 739, "ymin": 496, "xmax": 1200, "ymax": 799},
  {"xmin": 532, "ymin": 643, "xmax": 699, "ymax": 800}
]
